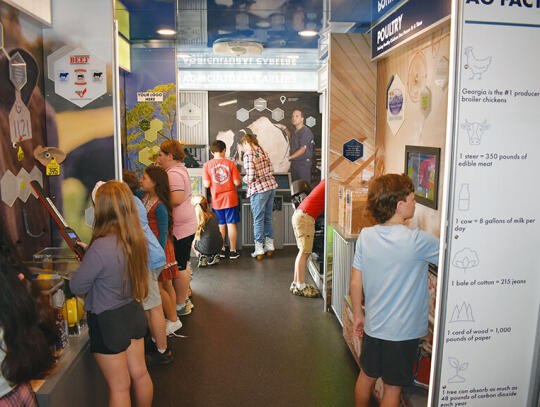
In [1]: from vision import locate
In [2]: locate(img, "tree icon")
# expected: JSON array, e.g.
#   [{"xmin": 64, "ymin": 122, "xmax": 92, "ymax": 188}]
[{"xmin": 448, "ymin": 357, "xmax": 468, "ymax": 383}]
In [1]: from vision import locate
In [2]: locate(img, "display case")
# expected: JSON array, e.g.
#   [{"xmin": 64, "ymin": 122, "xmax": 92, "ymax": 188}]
[{"xmin": 26, "ymin": 253, "xmax": 106, "ymax": 407}]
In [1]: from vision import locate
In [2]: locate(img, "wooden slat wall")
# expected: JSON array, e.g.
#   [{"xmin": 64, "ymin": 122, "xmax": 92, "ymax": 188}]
[
  {"xmin": 375, "ymin": 25, "xmax": 451, "ymax": 236},
  {"xmin": 328, "ymin": 34, "xmax": 377, "ymax": 223}
]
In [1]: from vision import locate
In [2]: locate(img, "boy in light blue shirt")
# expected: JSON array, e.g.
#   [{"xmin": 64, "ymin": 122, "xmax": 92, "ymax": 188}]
[{"xmin": 350, "ymin": 174, "xmax": 439, "ymax": 407}]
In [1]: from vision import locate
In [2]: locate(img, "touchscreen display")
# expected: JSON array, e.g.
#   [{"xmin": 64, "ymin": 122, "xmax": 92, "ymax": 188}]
[{"xmin": 66, "ymin": 231, "xmax": 78, "ymax": 239}]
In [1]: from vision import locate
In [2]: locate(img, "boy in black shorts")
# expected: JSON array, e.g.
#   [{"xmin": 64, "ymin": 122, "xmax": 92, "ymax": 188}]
[{"xmin": 349, "ymin": 174, "xmax": 439, "ymax": 406}]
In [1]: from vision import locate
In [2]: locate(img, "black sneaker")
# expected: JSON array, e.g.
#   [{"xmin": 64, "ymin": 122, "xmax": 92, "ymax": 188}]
[
  {"xmin": 219, "ymin": 249, "xmax": 227, "ymax": 259},
  {"xmin": 146, "ymin": 348, "xmax": 174, "ymax": 366},
  {"xmin": 207, "ymin": 254, "xmax": 220, "ymax": 265},
  {"xmin": 229, "ymin": 250, "xmax": 240, "ymax": 259}
]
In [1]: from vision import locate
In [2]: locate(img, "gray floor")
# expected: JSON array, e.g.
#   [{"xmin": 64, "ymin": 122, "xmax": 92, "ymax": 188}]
[{"xmin": 149, "ymin": 246, "xmax": 359, "ymax": 407}]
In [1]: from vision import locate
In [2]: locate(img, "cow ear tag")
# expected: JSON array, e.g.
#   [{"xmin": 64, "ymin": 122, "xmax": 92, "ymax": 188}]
[
  {"xmin": 17, "ymin": 145, "xmax": 24, "ymax": 161},
  {"xmin": 9, "ymin": 52, "xmax": 32, "ymax": 143},
  {"xmin": 46, "ymin": 156, "xmax": 60, "ymax": 176}
]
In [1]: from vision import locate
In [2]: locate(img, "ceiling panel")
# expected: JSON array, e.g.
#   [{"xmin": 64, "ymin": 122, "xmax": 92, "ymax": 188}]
[{"xmin": 120, "ymin": 0, "xmax": 371, "ymax": 72}]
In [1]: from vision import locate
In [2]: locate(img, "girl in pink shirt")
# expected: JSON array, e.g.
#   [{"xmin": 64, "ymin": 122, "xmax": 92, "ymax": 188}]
[{"xmin": 157, "ymin": 140, "xmax": 197, "ymax": 316}]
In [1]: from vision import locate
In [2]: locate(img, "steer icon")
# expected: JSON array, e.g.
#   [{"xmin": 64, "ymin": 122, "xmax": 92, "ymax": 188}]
[
  {"xmin": 461, "ymin": 119, "xmax": 489, "ymax": 145},
  {"xmin": 93, "ymin": 72, "xmax": 103, "ymax": 80},
  {"xmin": 59, "ymin": 72, "xmax": 69, "ymax": 80}
]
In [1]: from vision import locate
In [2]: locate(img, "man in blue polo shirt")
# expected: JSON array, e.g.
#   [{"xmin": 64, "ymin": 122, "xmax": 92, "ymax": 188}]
[{"xmin": 287, "ymin": 109, "xmax": 314, "ymax": 185}]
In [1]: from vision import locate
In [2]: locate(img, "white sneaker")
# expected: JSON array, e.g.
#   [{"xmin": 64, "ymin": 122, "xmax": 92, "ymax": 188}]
[
  {"xmin": 263, "ymin": 237, "xmax": 275, "ymax": 254},
  {"xmin": 251, "ymin": 241, "xmax": 265, "ymax": 258},
  {"xmin": 166, "ymin": 319, "xmax": 182, "ymax": 336}
]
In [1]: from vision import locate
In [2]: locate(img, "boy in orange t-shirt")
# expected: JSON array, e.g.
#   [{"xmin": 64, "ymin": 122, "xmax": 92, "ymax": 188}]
[{"xmin": 203, "ymin": 140, "xmax": 242, "ymax": 259}]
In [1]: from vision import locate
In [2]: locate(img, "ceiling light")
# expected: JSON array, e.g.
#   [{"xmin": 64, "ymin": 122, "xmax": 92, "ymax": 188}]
[
  {"xmin": 157, "ymin": 28, "xmax": 176, "ymax": 36},
  {"xmin": 287, "ymin": 55, "xmax": 300, "ymax": 59},
  {"xmin": 218, "ymin": 99, "xmax": 238, "ymax": 107},
  {"xmin": 298, "ymin": 30, "xmax": 318, "ymax": 37}
]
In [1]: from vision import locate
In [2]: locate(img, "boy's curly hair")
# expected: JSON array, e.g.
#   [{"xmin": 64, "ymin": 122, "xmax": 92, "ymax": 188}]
[{"xmin": 367, "ymin": 174, "xmax": 414, "ymax": 224}]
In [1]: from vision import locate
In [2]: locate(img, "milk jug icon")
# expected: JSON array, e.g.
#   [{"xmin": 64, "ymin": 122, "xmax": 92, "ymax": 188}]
[{"xmin": 458, "ymin": 184, "xmax": 470, "ymax": 211}]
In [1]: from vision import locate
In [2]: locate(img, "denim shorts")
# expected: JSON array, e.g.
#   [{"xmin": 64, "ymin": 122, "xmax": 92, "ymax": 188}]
[{"xmin": 214, "ymin": 206, "xmax": 240, "ymax": 225}]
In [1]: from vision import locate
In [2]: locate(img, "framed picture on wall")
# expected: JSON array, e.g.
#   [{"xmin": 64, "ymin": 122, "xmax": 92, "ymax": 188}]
[{"xmin": 404, "ymin": 145, "xmax": 441, "ymax": 209}]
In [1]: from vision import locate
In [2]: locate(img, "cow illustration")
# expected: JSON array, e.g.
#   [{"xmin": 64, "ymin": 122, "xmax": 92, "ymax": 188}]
[
  {"xmin": 461, "ymin": 119, "xmax": 489, "ymax": 145},
  {"xmin": 216, "ymin": 117, "xmax": 290, "ymax": 173},
  {"xmin": 93, "ymin": 71, "xmax": 103, "ymax": 80},
  {"xmin": 59, "ymin": 72, "xmax": 69, "ymax": 80},
  {"xmin": 77, "ymin": 73, "xmax": 85, "ymax": 81}
]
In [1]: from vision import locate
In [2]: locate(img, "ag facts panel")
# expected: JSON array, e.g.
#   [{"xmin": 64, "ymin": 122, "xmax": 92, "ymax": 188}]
[{"xmin": 434, "ymin": 2, "xmax": 540, "ymax": 406}]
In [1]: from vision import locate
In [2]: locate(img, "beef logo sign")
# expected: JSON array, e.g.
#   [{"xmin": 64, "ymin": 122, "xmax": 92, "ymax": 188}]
[{"xmin": 48, "ymin": 46, "xmax": 107, "ymax": 108}]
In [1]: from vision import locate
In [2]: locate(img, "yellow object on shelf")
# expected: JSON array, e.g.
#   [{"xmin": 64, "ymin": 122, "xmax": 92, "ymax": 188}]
[{"xmin": 62, "ymin": 298, "xmax": 85, "ymax": 327}]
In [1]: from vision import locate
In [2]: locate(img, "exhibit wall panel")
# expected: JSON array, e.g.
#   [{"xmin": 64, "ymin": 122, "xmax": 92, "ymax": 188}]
[
  {"xmin": 430, "ymin": 3, "xmax": 540, "ymax": 405},
  {"xmin": 0, "ymin": 3, "xmax": 51, "ymax": 258},
  {"xmin": 123, "ymin": 48, "xmax": 177, "ymax": 175},
  {"xmin": 208, "ymin": 91, "xmax": 322, "ymax": 186},
  {"xmin": 3, "ymin": 0, "xmax": 51, "ymax": 26},
  {"xmin": 178, "ymin": 90, "xmax": 207, "ymax": 145},
  {"xmin": 375, "ymin": 24, "xmax": 451, "ymax": 237},
  {"xmin": 326, "ymin": 33, "xmax": 377, "ymax": 314},
  {"xmin": 42, "ymin": 0, "xmax": 115, "ymax": 244},
  {"xmin": 328, "ymin": 33, "xmax": 376, "ymax": 224}
]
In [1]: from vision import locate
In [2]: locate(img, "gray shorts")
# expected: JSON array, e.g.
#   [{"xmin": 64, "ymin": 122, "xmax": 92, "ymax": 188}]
[{"xmin": 142, "ymin": 267, "xmax": 163, "ymax": 311}]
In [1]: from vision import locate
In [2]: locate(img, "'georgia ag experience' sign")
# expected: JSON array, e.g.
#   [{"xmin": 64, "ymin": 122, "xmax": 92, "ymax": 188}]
[{"xmin": 371, "ymin": 0, "xmax": 450, "ymax": 59}]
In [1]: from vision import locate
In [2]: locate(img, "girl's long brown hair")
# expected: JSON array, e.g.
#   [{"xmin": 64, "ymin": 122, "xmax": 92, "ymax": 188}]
[
  {"xmin": 241, "ymin": 133, "xmax": 271, "ymax": 161},
  {"xmin": 92, "ymin": 181, "xmax": 148, "ymax": 301},
  {"xmin": 144, "ymin": 166, "xmax": 173, "ymax": 236},
  {"xmin": 192, "ymin": 195, "xmax": 213, "ymax": 240}
]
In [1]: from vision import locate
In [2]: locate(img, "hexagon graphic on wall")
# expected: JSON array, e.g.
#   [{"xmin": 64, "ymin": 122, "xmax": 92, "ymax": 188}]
[
  {"xmin": 306, "ymin": 116, "xmax": 316, "ymax": 127},
  {"xmin": 343, "ymin": 139, "xmax": 364, "ymax": 163},
  {"xmin": 17, "ymin": 168, "xmax": 32, "ymax": 202},
  {"xmin": 144, "ymin": 118, "xmax": 163, "ymax": 142},
  {"xmin": 138, "ymin": 145, "xmax": 161, "ymax": 167},
  {"xmin": 236, "ymin": 108, "xmax": 249, "ymax": 122},
  {"xmin": 51, "ymin": 47, "xmax": 107, "ymax": 108},
  {"xmin": 254, "ymin": 98, "xmax": 267, "ymax": 111},
  {"xmin": 139, "ymin": 119, "xmax": 151, "ymax": 131},
  {"xmin": 1, "ymin": 170, "xmax": 18, "ymax": 207},
  {"xmin": 272, "ymin": 107, "xmax": 284, "ymax": 122},
  {"xmin": 179, "ymin": 102, "xmax": 202, "ymax": 128}
]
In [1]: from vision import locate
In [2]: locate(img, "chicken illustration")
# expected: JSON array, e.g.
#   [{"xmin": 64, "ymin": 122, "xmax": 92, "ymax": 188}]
[{"xmin": 463, "ymin": 47, "xmax": 491, "ymax": 79}]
